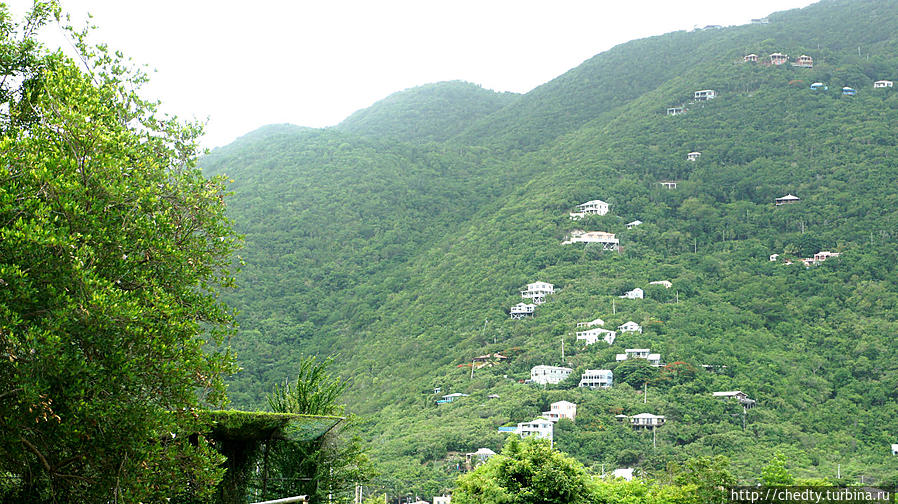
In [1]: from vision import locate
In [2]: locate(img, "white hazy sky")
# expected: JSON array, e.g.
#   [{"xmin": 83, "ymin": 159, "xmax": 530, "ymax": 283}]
[{"xmin": 16, "ymin": 0, "xmax": 817, "ymax": 148}]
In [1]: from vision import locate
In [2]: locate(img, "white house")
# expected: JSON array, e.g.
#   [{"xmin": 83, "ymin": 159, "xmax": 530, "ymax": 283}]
[
  {"xmin": 769, "ymin": 52, "xmax": 788, "ymax": 65},
  {"xmin": 626, "ymin": 220, "xmax": 643, "ymax": 230},
  {"xmin": 775, "ymin": 194, "xmax": 800, "ymax": 205},
  {"xmin": 659, "ymin": 181, "xmax": 678, "ymax": 189},
  {"xmin": 793, "ymin": 54, "xmax": 813, "ymax": 68},
  {"xmin": 521, "ymin": 281, "xmax": 554, "ymax": 304},
  {"xmin": 626, "ymin": 413, "xmax": 666, "ymax": 429},
  {"xmin": 611, "ymin": 468, "xmax": 635, "ymax": 481},
  {"xmin": 618, "ymin": 321, "xmax": 643, "ymax": 334},
  {"xmin": 576, "ymin": 317, "xmax": 605, "ymax": 328},
  {"xmin": 616, "ymin": 349, "xmax": 661, "ymax": 366},
  {"xmin": 434, "ymin": 496, "xmax": 451, "ymax": 504},
  {"xmin": 649, "ymin": 280, "xmax": 672, "ymax": 288},
  {"xmin": 769, "ymin": 253, "xmax": 779, "ymax": 262},
  {"xmin": 562, "ymin": 230, "xmax": 619, "ymax": 250},
  {"xmin": 440, "ymin": 393, "xmax": 469, "ymax": 403},
  {"xmin": 743, "ymin": 53, "xmax": 758, "ymax": 62},
  {"xmin": 465, "ymin": 448, "xmax": 496, "ymax": 469},
  {"xmin": 578, "ymin": 369, "xmax": 613, "ymax": 389},
  {"xmin": 620, "ymin": 288, "xmax": 644, "ymax": 299},
  {"xmin": 892, "ymin": 444, "xmax": 898, "ymax": 456},
  {"xmin": 694, "ymin": 90, "xmax": 716, "ymax": 101},
  {"xmin": 666, "ymin": 106, "xmax": 684, "ymax": 116},
  {"xmin": 518, "ymin": 418, "xmax": 554, "ymax": 441},
  {"xmin": 530, "ymin": 365, "xmax": 573, "ymax": 385},
  {"xmin": 751, "ymin": 17, "xmax": 769, "ymax": 24},
  {"xmin": 813, "ymin": 251, "xmax": 840, "ymax": 262},
  {"xmin": 510, "ymin": 303, "xmax": 536, "ymax": 319},
  {"xmin": 576, "ymin": 327, "xmax": 616, "ymax": 346},
  {"xmin": 687, "ymin": 151, "xmax": 701, "ymax": 161},
  {"xmin": 874, "ymin": 80, "xmax": 894, "ymax": 88},
  {"xmin": 570, "ymin": 199, "xmax": 610, "ymax": 218},
  {"xmin": 542, "ymin": 400, "xmax": 577, "ymax": 423}
]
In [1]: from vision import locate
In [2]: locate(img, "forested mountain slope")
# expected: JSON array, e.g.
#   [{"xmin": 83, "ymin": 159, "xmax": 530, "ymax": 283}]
[
  {"xmin": 336, "ymin": 81, "xmax": 519, "ymax": 143},
  {"xmin": 202, "ymin": 0, "xmax": 898, "ymax": 496}
]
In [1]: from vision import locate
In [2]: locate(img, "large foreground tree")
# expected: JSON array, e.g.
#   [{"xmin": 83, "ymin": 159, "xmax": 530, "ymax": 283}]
[{"xmin": 0, "ymin": 2, "xmax": 240, "ymax": 501}]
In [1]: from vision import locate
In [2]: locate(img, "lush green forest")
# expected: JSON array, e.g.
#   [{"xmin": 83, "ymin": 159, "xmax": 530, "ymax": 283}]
[{"xmin": 201, "ymin": 0, "xmax": 898, "ymax": 497}]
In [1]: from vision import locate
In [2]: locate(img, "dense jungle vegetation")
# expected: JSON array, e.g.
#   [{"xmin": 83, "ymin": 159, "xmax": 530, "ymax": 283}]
[{"xmin": 200, "ymin": 0, "xmax": 898, "ymax": 497}]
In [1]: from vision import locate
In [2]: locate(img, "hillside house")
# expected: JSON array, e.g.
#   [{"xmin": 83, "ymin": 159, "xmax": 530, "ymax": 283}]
[
  {"xmin": 627, "ymin": 220, "xmax": 643, "ymax": 229},
  {"xmin": 769, "ymin": 253, "xmax": 779, "ymax": 262},
  {"xmin": 521, "ymin": 281, "xmax": 554, "ymax": 304},
  {"xmin": 465, "ymin": 448, "xmax": 496, "ymax": 469},
  {"xmin": 659, "ymin": 181, "xmax": 678, "ymax": 189},
  {"xmin": 842, "ymin": 87, "xmax": 857, "ymax": 96},
  {"xmin": 576, "ymin": 327, "xmax": 617, "ymax": 346},
  {"xmin": 518, "ymin": 418, "xmax": 554, "ymax": 441},
  {"xmin": 775, "ymin": 194, "xmax": 800, "ymax": 205},
  {"xmin": 579, "ymin": 369, "xmax": 613, "ymax": 389},
  {"xmin": 618, "ymin": 321, "xmax": 643, "ymax": 333},
  {"xmin": 743, "ymin": 53, "xmax": 758, "ymax": 62},
  {"xmin": 769, "ymin": 52, "xmax": 788, "ymax": 65},
  {"xmin": 487, "ymin": 394, "xmax": 500, "ymax": 399},
  {"xmin": 620, "ymin": 287, "xmax": 644, "ymax": 299},
  {"xmin": 576, "ymin": 317, "xmax": 605, "ymax": 328},
  {"xmin": 575, "ymin": 199, "xmax": 610, "ymax": 216},
  {"xmin": 893, "ymin": 444, "xmax": 898, "ymax": 456},
  {"xmin": 687, "ymin": 151, "xmax": 701, "ymax": 161},
  {"xmin": 793, "ymin": 55, "xmax": 813, "ymax": 68},
  {"xmin": 813, "ymin": 251, "xmax": 840, "ymax": 262},
  {"xmin": 542, "ymin": 400, "xmax": 577, "ymax": 422},
  {"xmin": 810, "ymin": 82, "xmax": 827, "ymax": 90},
  {"xmin": 623, "ymin": 413, "xmax": 666, "ymax": 429},
  {"xmin": 433, "ymin": 496, "xmax": 451, "ymax": 504},
  {"xmin": 530, "ymin": 365, "xmax": 573, "ymax": 385},
  {"xmin": 694, "ymin": 90, "xmax": 716, "ymax": 101},
  {"xmin": 562, "ymin": 230, "xmax": 619, "ymax": 250},
  {"xmin": 616, "ymin": 348, "xmax": 661, "ymax": 366},
  {"xmin": 510, "ymin": 303, "xmax": 536, "ymax": 319},
  {"xmin": 611, "ymin": 468, "xmax": 635, "ymax": 481},
  {"xmin": 874, "ymin": 80, "xmax": 894, "ymax": 88},
  {"xmin": 437, "ymin": 393, "xmax": 469, "ymax": 404},
  {"xmin": 713, "ymin": 390, "xmax": 756, "ymax": 409},
  {"xmin": 666, "ymin": 106, "xmax": 684, "ymax": 116},
  {"xmin": 649, "ymin": 280, "xmax": 672, "ymax": 288},
  {"xmin": 751, "ymin": 17, "xmax": 769, "ymax": 24}
]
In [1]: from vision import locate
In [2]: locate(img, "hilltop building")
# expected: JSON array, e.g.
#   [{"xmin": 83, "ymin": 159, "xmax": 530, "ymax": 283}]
[
  {"xmin": 570, "ymin": 200, "xmax": 610, "ymax": 220},
  {"xmin": 542, "ymin": 400, "xmax": 577, "ymax": 422},
  {"xmin": 530, "ymin": 365, "xmax": 573, "ymax": 385},
  {"xmin": 510, "ymin": 302, "xmax": 536, "ymax": 319},
  {"xmin": 775, "ymin": 194, "xmax": 800, "ymax": 206},
  {"xmin": 521, "ymin": 281, "xmax": 554, "ymax": 304},
  {"xmin": 616, "ymin": 348, "xmax": 661, "ymax": 366},
  {"xmin": 562, "ymin": 230, "xmax": 619, "ymax": 250},
  {"xmin": 694, "ymin": 90, "xmax": 716, "ymax": 101},
  {"xmin": 874, "ymin": 80, "xmax": 893, "ymax": 88},
  {"xmin": 620, "ymin": 287, "xmax": 644, "ymax": 299},
  {"xmin": 618, "ymin": 321, "xmax": 643, "ymax": 334},
  {"xmin": 611, "ymin": 468, "xmax": 635, "ymax": 481},
  {"xmin": 576, "ymin": 327, "xmax": 616, "ymax": 346},
  {"xmin": 578, "ymin": 369, "xmax": 613, "ymax": 389}
]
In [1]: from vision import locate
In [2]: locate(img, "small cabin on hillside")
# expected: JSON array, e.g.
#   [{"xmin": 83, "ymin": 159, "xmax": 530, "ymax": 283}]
[
  {"xmin": 694, "ymin": 90, "xmax": 716, "ymax": 101},
  {"xmin": 659, "ymin": 181, "xmax": 678, "ymax": 189},
  {"xmin": 874, "ymin": 80, "xmax": 893, "ymax": 88},
  {"xmin": 813, "ymin": 251, "xmax": 840, "ymax": 262},
  {"xmin": 616, "ymin": 348, "xmax": 661, "ymax": 366},
  {"xmin": 510, "ymin": 303, "xmax": 536, "ymax": 319},
  {"xmin": 769, "ymin": 52, "xmax": 788, "ymax": 65},
  {"xmin": 576, "ymin": 318, "xmax": 605, "ymax": 328},
  {"xmin": 775, "ymin": 194, "xmax": 800, "ymax": 206},
  {"xmin": 620, "ymin": 287, "xmax": 644, "ymax": 299},
  {"xmin": 626, "ymin": 220, "xmax": 643, "ymax": 230},
  {"xmin": 743, "ymin": 53, "xmax": 758, "ymax": 63},
  {"xmin": 576, "ymin": 327, "xmax": 617, "ymax": 346},
  {"xmin": 618, "ymin": 321, "xmax": 643, "ymax": 334},
  {"xmin": 578, "ymin": 369, "xmax": 613, "ymax": 389},
  {"xmin": 465, "ymin": 448, "xmax": 496, "ymax": 469},
  {"xmin": 842, "ymin": 87, "xmax": 857, "ymax": 96},
  {"xmin": 521, "ymin": 281, "xmax": 554, "ymax": 304},
  {"xmin": 793, "ymin": 55, "xmax": 813, "ymax": 68},
  {"xmin": 810, "ymin": 82, "xmax": 826, "ymax": 91},
  {"xmin": 562, "ymin": 230, "xmax": 619, "ymax": 250},
  {"xmin": 667, "ymin": 106, "xmax": 684, "ymax": 116},
  {"xmin": 649, "ymin": 280, "xmax": 672, "ymax": 288},
  {"xmin": 687, "ymin": 151, "xmax": 701, "ymax": 161},
  {"xmin": 621, "ymin": 413, "xmax": 666, "ymax": 429},
  {"xmin": 713, "ymin": 390, "xmax": 756, "ymax": 409}
]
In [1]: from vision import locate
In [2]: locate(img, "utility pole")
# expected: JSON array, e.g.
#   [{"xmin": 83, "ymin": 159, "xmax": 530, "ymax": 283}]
[
  {"xmin": 676, "ymin": 290, "xmax": 679, "ymax": 304},
  {"xmin": 613, "ymin": 299, "xmax": 616, "ymax": 314},
  {"xmin": 561, "ymin": 338, "xmax": 565, "ymax": 361},
  {"xmin": 470, "ymin": 359, "xmax": 475, "ymax": 380},
  {"xmin": 644, "ymin": 382, "xmax": 647, "ymax": 403},
  {"xmin": 653, "ymin": 426, "xmax": 657, "ymax": 450}
]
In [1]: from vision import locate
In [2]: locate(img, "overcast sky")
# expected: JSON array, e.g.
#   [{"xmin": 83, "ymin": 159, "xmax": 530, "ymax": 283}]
[{"xmin": 17, "ymin": 0, "xmax": 817, "ymax": 148}]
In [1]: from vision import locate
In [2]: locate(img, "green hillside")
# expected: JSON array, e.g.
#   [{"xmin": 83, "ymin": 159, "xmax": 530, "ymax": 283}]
[
  {"xmin": 336, "ymin": 80, "xmax": 519, "ymax": 143},
  {"xmin": 202, "ymin": 0, "xmax": 898, "ymax": 496}
]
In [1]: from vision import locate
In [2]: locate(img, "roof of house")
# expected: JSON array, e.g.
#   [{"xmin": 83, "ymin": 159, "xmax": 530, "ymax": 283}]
[
  {"xmin": 552, "ymin": 400, "xmax": 576, "ymax": 407},
  {"xmin": 712, "ymin": 391, "xmax": 745, "ymax": 397},
  {"xmin": 631, "ymin": 413, "xmax": 665, "ymax": 419},
  {"xmin": 471, "ymin": 447, "xmax": 496, "ymax": 456},
  {"xmin": 777, "ymin": 194, "xmax": 800, "ymax": 200},
  {"xmin": 579, "ymin": 199, "xmax": 608, "ymax": 206}
]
